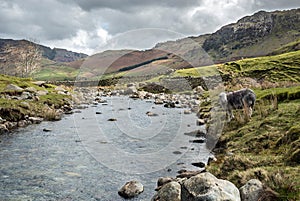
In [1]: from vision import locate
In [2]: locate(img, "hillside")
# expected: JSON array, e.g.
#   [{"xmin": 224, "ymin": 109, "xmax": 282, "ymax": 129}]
[
  {"xmin": 52, "ymin": 8, "xmax": 300, "ymax": 81},
  {"xmin": 203, "ymin": 8, "xmax": 300, "ymax": 62},
  {"xmin": 0, "ymin": 38, "xmax": 87, "ymax": 63}
]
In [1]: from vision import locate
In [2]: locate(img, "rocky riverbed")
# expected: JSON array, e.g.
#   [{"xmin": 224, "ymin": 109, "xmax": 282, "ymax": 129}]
[
  {"xmin": 0, "ymin": 87, "xmax": 213, "ymax": 200},
  {"xmin": 1, "ymin": 82, "xmax": 271, "ymax": 200}
]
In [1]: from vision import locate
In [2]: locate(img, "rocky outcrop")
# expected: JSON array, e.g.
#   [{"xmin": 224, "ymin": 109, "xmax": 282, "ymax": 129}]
[
  {"xmin": 0, "ymin": 38, "xmax": 87, "ymax": 63},
  {"xmin": 203, "ymin": 8, "xmax": 300, "ymax": 61}
]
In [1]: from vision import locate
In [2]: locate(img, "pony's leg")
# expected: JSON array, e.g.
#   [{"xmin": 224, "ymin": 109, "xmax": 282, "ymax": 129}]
[
  {"xmin": 249, "ymin": 107, "xmax": 253, "ymax": 118},
  {"xmin": 227, "ymin": 109, "xmax": 234, "ymax": 122}
]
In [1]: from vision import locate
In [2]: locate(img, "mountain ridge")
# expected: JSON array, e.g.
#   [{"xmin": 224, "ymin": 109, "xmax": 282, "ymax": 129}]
[
  {"xmin": 0, "ymin": 38, "xmax": 88, "ymax": 63},
  {"xmin": 78, "ymin": 8, "xmax": 300, "ymax": 79}
]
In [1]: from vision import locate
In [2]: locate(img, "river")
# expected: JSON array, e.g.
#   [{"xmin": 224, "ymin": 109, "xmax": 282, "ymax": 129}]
[{"xmin": 0, "ymin": 96, "xmax": 209, "ymax": 201}]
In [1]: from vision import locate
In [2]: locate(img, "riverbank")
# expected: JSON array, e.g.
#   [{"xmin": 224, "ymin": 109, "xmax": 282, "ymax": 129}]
[
  {"xmin": 205, "ymin": 86, "xmax": 300, "ymax": 201},
  {"xmin": 0, "ymin": 74, "xmax": 77, "ymax": 133}
]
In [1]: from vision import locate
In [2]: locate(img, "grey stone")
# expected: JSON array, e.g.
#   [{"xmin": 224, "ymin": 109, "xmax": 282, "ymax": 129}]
[
  {"xmin": 196, "ymin": 119, "xmax": 206, "ymax": 126},
  {"xmin": 127, "ymin": 83, "xmax": 136, "ymax": 87},
  {"xmin": 5, "ymin": 84, "xmax": 23, "ymax": 92},
  {"xmin": 152, "ymin": 181, "xmax": 181, "ymax": 201},
  {"xmin": 18, "ymin": 120, "xmax": 31, "ymax": 127},
  {"xmin": 0, "ymin": 117, "xmax": 6, "ymax": 124},
  {"xmin": 194, "ymin": 86, "xmax": 204, "ymax": 94},
  {"xmin": 146, "ymin": 111, "xmax": 159, "ymax": 116},
  {"xmin": 184, "ymin": 110, "xmax": 192, "ymax": 114},
  {"xmin": 182, "ymin": 172, "xmax": 241, "ymax": 201},
  {"xmin": 124, "ymin": 86, "xmax": 137, "ymax": 95},
  {"xmin": 20, "ymin": 102, "xmax": 30, "ymax": 109},
  {"xmin": 118, "ymin": 180, "xmax": 144, "ymax": 199},
  {"xmin": 31, "ymin": 81, "xmax": 45, "ymax": 86},
  {"xmin": 154, "ymin": 99, "xmax": 164, "ymax": 104},
  {"xmin": 28, "ymin": 117, "xmax": 43, "ymax": 124},
  {"xmin": 25, "ymin": 87, "xmax": 37, "ymax": 93},
  {"xmin": 36, "ymin": 90, "xmax": 48, "ymax": 96},
  {"xmin": 4, "ymin": 121, "xmax": 18, "ymax": 130},
  {"xmin": 20, "ymin": 91, "xmax": 33, "ymax": 100},
  {"xmin": 0, "ymin": 124, "xmax": 8, "ymax": 134},
  {"xmin": 157, "ymin": 177, "xmax": 174, "ymax": 189},
  {"xmin": 239, "ymin": 179, "xmax": 263, "ymax": 201},
  {"xmin": 55, "ymin": 86, "xmax": 66, "ymax": 92}
]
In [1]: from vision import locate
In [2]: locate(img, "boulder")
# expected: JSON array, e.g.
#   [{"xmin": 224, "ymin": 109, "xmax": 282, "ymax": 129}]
[
  {"xmin": 194, "ymin": 86, "xmax": 204, "ymax": 94},
  {"xmin": 118, "ymin": 180, "xmax": 144, "ymax": 199},
  {"xmin": 184, "ymin": 110, "xmax": 192, "ymax": 114},
  {"xmin": 4, "ymin": 121, "xmax": 18, "ymax": 130},
  {"xmin": 36, "ymin": 90, "xmax": 48, "ymax": 96},
  {"xmin": 58, "ymin": 91, "xmax": 70, "ymax": 95},
  {"xmin": 196, "ymin": 119, "xmax": 206, "ymax": 126},
  {"xmin": 25, "ymin": 87, "xmax": 37, "ymax": 93},
  {"xmin": 20, "ymin": 91, "xmax": 33, "ymax": 100},
  {"xmin": 18, "ymin": 120, "xmax": 31, "ymax": 127},
  {"xmin": 54, "ymin": 86, "xmax": 66, "ymax": 92},
  {"xmin": 154, "ymin": 99, "xmax": 164, "ymax": 104},
  {"xmin": 0, "ymin": 124, "xmax": 8, "ymax": 134},
  {"xmin": 43, "ymin": 128, "xmax": 52, "ymax": 132},
  {"xmin": 239, "ymin": 179, "xmax": 263, "ymax": 201},
  {"xmin": 5, "ymin": 84, "xmax": 23, "ymax": 92},
  {"xmin": 0, "ymin": 117, "xmax": 6, "ymax": 124},
  {"xmin": 31, "ymin": 81, "xmax": 45, "ymax": 86},
  {"xmin": 28, "ymin": 117, "xmax": 43, "ymax": 124},
  {"xmin": 124, "ymin": 86, "xmax": 137, "ymax": 95},
  {"xmin": 127, "ymin": 83, "xmax": 136, "ymax": 87},
  {"xmin": 164, "ymin": 102, "xmax": 175, "ymax": 108},
  {"xmin": 146, "ymin": 111, "xmax": 159, "ymax": 117},
  {"xmin": 181, "ymin": 172, "xmax": 240, "ymax": 201},
  {"xmin": 157, "ymin": 177, "xmax": 174, "ymax": 189},
  {"xmin": 152, "ymin": 181, "xmax": 181, "ymax": 201}
]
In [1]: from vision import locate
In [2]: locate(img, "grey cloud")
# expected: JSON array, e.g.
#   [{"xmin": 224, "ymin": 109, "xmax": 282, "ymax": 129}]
[
  {"xmin": 253, "ymin": 0, "xmax": 300, "ymax": 10},
  {"xmin": 0, "ymin": 0, "xmax": 92, "ymax": 40},
  {"xmin": 73, "ymin": 0, "xmax": 201, "ymax": 11},
  {"xmin": 0, "ymin": 0, "xmax": 299, "ymax": 54}
]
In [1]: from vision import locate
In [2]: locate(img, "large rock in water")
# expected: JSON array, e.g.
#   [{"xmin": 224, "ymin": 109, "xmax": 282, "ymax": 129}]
[
  {"xmin": 152, "ymin": 181, "xmax": 181, "ymax": 201},
  {"xmin": 181, "ymin": 172, "xmax": 241, "ymax": 201},
  {"xmin": 118, "ymin": 180, "xmax": 144, "ymax": 199}
]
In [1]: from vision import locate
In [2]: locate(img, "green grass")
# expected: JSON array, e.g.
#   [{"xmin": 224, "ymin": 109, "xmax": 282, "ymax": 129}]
[
  {"xmin": 270, "ymin": 39, "xmax": 300, "ymax": 55},
  {"xmin": 0, "ymin": 74, "xmax": 71, "ymax": 121},
  {"xmin": 219, "ymin": 50, "xmax": 300, "ymax": 83},
  {"xmin": 34, "ymin": 66, "xmax": 79, "ymax": 81},
  {"xmin": 172, "ymin": 65, "xmax": 220, "ymax": 77}
]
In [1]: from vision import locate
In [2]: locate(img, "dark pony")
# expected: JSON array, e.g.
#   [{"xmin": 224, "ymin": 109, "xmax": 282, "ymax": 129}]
[{"xmin": 219, "ymin": 88, "xmax": 256, "ymax": 121}]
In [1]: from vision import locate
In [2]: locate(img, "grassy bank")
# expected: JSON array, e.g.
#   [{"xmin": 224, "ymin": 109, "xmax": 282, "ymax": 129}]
[
  {"xmin": 206, "ymin": 86, "xmax": 300, "ymax": 201},
  {"xmin": 0, "ymin": 74, "xmax": 71, "ymax": 123}
]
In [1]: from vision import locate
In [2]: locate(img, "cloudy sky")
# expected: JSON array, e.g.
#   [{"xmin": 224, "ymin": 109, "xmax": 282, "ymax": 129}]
[{"xmin": 0, "ymin": 0, "xmax": 299, "ymax": 55}]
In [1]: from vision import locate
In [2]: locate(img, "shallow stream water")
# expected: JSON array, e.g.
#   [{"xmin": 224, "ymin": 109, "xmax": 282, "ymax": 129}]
[{"xmin": 0, "ymin": 96, "xmax": 209, "ymax": 201}]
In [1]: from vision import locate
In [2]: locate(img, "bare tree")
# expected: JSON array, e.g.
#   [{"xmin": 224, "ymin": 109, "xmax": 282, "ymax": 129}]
[
  {"xmin": 0, "ymin": 39, "xmax": 42, "ymax": 77},
  {"xmin": 16, "ymin": 39, "xmax": 42, "ymax": 77}
]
